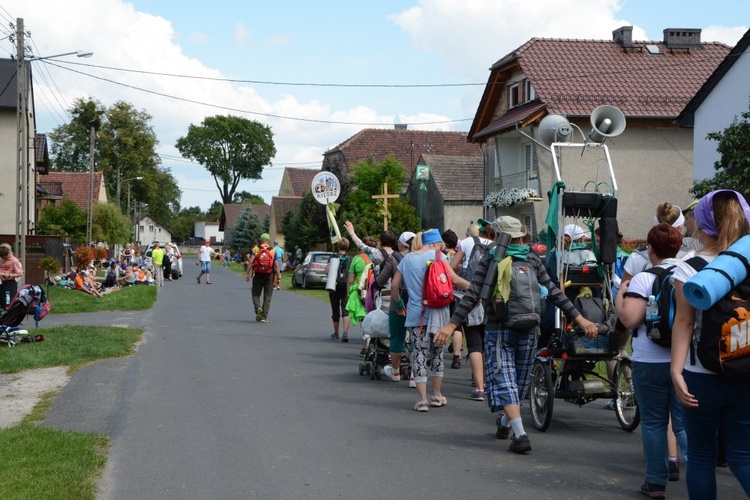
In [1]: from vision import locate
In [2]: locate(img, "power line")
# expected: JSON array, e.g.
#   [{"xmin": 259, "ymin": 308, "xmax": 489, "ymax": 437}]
[
  {"xmin": 53, "ymin": 59, "xmax": 485, "ymax": 88},
  {"xmin": 0, "ymin": 6, "xmax": 14, "ymax": 25},
  {"xmin": 44, "ymin": 60, "xmax": 472, "ymax": 126}
]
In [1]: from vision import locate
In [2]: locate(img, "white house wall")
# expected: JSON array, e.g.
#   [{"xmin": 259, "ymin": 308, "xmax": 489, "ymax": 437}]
[
  {"xmin": 444, "ymin": 203, "xmax": 484, "ymax": 236},
  {"xmin": 0, "ymin": 115, "xmax": 16, "ymax": 235},
  {"xmin": 693, "ymin": 52, "xmax": 750, "ymax": 180}
]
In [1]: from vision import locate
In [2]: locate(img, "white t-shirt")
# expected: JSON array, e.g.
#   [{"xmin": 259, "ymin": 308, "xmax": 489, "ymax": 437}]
[
  {"xmin": 627, "ymin": 262, "xmax": 678, "ymax": 363},
  {"xmin": 671, "ymin": 253, "xmax": 716, "ymax": 374},
  {"xmin": 198, "ymin": 245, "xmax": 216, "ymax": 262},
  {"xmin": 458, "ymin": 236, "xmax": 493, "ymax": 272},
  {"xmin": 624, "ymin": 248, "xmax": 695, "ymax": 277}
]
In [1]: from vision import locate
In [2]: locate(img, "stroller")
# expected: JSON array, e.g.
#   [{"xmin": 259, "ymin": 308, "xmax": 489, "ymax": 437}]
[
  {"xmin": 357, "ymin": 306, "xmax": 411, "ymax": 381},
  {"xmin": 0, "ymin": 285, "xmax": 49, "ymax": 347}
]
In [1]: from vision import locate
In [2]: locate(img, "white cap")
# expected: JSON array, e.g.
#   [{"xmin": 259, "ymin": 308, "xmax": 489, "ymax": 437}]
[{"xmin": 563, "ymin": 224, "xmax": 590, "ymax": 241}]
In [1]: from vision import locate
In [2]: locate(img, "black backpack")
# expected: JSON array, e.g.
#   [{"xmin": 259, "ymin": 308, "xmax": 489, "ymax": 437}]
[
  {"xmin": 493, "ymin": 257, "xmax": 541, "ymax": 331},
  {"xmin": 335, "ymin": 255, "xmax": 349, "ymax": 288},
  {"xmin": 693, "ymin": 253, "xmax": 750, "ymax": 378},
  {"xmin": 460, "ymin": 237, "xmax": 496, "ymax": 282},
  {"xmin": 641, "ymin": 257, "xmax": 706, "ymax": 347}
]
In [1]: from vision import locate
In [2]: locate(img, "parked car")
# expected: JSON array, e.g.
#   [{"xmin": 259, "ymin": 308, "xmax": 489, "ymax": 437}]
[
  {"xmin": 144, "ymin": 242, "xmax": 184, "ymax": 279},
  {"xmin": 292, "ymin": 251, "xmax": 335, "ymax": 289}
]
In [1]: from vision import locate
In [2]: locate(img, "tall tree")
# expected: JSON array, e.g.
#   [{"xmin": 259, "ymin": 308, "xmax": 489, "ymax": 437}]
[
  {"xmin": 228, "ymin": 206, "xmax": 262, "ymax": 250},
  {"xmin": 48, "ymin": 97, "xmax": 181, "ymax": 226},
  {"xmin": 175, "ymin": 115, "xmax": 276, "ymax": 204},
  {"xmin": 206, "ymin": 201, "xmax": 224, "ymax": 222},
  {"xmin": 693, "ymin": 108, "xmax": 750, "ymax": 201},
  {"xmin": 281, "ymin": 192, "xmax": 328, "ymax": 252}
]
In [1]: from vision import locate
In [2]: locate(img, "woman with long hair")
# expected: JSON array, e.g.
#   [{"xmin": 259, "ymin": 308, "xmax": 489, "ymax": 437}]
[{"xmin": 671, "ymin": 189, "xmax": 750, "ymax": 499}]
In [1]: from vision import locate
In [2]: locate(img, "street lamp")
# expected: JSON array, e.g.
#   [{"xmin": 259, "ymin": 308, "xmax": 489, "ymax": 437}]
[{"xmin": 15, "ymin": 16, "xmax": 93, "ymax": 280}]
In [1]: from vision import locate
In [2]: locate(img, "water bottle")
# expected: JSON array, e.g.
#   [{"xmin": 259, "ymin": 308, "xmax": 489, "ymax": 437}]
[{"xmin": 646, "ymin": 294, "xmax": 661, "ymax": 340}]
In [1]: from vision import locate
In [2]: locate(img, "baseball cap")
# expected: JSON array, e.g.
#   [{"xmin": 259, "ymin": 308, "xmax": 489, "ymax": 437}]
[
  {"xmin": 479, "ymin": 216, "xmax": 527, "ymax": 238},
  {"xmin": 260, "ymin": 233, "xmax": 270, "ymax": 241},
  {"xmin": 399, "ymin": 231, "xmax": 416, "ymax": 246}
]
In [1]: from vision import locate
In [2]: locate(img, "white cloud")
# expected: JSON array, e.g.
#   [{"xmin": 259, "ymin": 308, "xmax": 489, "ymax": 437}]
[
  {"xmin": 234, "ymin": 22, "xmax": 248, "ymax": 45},
  {"xmin": 702, "ymin": 25, "xmax": 748, "ymax": 45}
]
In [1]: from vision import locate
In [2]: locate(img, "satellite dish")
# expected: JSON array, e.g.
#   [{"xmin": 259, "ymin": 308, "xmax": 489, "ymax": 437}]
[
  {"xmin": 538, "ymin": 114, "xmax": 572, "ymax": 147},
  {"xmin": 589, "ymin": 105, "xmax": 626, "ymax": 143}
]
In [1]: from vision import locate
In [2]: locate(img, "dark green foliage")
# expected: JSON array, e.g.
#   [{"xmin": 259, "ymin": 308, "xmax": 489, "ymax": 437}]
[
  {"xmin": 37, "ymin": 199, "xmax": 87, "ymax": 242},
  {"xmin": 229, "ymin": 206, "xmax": 263, "ymax": 249},
  {"xmin": 281, "ymin": 192, "xmax": 329, "ymax": 252}
]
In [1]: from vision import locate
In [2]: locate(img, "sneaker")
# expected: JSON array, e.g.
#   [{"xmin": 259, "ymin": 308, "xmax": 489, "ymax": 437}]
[
  {"xmin": 260, "ymin": 318, "xmax": 268, "ymax": 323},
  {"xmin": 640, "ymin": 481, "xmax": 666, "ymax": 499},
  {"xmin": 383, "ymin": 365, "xmax": 400, "ymax": 382},
  {"xmin": 469, "ymin": 389, "xmax": 485, "ymax": 401},
  {"xmin": 668, "ymin": 460, "xmax": 679, "ymax": 481},
  {"xmin": 359, "ymin": 348, "xmax": 368, "ymax": 357},
  {"xmin": 341, "ymin": 334, "xmax": 348, "ymax": 343},
  {"xmin": 256, "ymin": 308, "xmax": 263, "ymax": 322},
  {"xmin": 603, "ymin": 398, "xmax": 616, "ymax": 410},
  {"xmin": 408, "ymin": 377, "xmax": 416, "ymax": 388},
  {"xmin": 508, "ymin": 434, "xmax": 532, "ymax": 454},
  {"xmin": 330, "ymin": 332, "xmax": 340, "ymax": 340},
  {"xmin": 495, "ymin": 416, "xmax": 510, "ymax": 439},
  {"xmin": 451, "ymin": 355, "xmax": 461, "ymax": 369}
]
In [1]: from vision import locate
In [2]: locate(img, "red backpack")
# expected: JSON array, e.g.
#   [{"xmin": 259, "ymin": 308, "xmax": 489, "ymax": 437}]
[
  {"xmin": 253, "ymin": 247, "xmax": 275, "ymax": 275},
  {"xmin": 422, "ymin": 251, "xmax": 454, "ymax": 308}
]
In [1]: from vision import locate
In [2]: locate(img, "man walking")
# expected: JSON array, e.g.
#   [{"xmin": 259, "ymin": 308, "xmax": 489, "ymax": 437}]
[
  {"xmin": 152, "ymin": 242, "xmax": 165, "ymax": 287},
  {"xmin": 245, "ymin": 233, "xmax": 279, "ymax": 323},
  {"xmin": 196, "ymin": 240, "xmax": 216, "ymax": 284}
]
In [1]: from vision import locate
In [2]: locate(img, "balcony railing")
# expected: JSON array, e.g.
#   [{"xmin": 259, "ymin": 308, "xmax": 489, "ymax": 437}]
[{"xmin": 494, "ymin": 170, "xmax": 539, "ymax": 192}]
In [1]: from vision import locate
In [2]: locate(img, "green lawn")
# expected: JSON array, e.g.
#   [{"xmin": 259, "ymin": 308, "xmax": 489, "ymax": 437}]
[{"xmin": 46, "ymin": 284, "xmax": 157, "ymax": 314}]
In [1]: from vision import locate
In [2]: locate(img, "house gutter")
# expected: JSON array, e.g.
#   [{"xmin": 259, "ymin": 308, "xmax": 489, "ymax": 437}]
[{"xmin": 479, "ymin": 143, "xmax": 487, "ymax": 219}]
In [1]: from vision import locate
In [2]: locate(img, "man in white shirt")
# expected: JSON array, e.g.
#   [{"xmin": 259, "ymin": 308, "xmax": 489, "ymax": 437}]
[{"xmin": 196, "ymin": 240, "xmax": 217, "ymax": 284}]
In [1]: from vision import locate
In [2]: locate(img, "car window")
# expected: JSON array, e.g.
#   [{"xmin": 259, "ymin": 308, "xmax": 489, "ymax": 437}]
[
  {"xmin": 312, "ymin": 254, "xmax": 331, "ymax": 264},
  {"xmin": 303, "ymin": 254, "xmax": 311, "ymax": 264}
]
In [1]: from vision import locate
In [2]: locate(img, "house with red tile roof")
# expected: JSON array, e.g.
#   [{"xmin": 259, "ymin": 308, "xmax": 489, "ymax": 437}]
[
  {"xmin": 268, "ymin": 196, "xmax": 304, "ymax": 248},
  {"xmin": 468, "ymin": 27, "xmax": 731, "ymax": 238},
  {"xmin": 406, "ymin": 154, "xmax": 484, "ymax": 233},
  {"xmin": 676, "ymin": 28, "xmax": 750, "ymax": 181},
  {"xmin": 279, "ymin": 167, "xmax": 320, "ymax": 197},
  {"xmin": 219, "ymin": 203, "xmax": 271, "ymax": 238},
  {"xmin": 38, "ymin": 171, "xmax": 108, "ymax": 212},
  {"xmin": 322, "ymin": 126, "xmax": 481, "ymax": 182}
]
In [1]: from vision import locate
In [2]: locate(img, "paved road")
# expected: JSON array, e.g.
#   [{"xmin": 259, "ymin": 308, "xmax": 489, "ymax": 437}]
[{"xmin": 42, "ymin": 266, "xmax": 745, "ymax": 499}]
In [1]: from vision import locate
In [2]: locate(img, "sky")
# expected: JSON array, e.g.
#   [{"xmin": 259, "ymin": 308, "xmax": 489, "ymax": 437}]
[{"xmin": 3, "ymin": 0, "xmax": 748, "ymax": 212}]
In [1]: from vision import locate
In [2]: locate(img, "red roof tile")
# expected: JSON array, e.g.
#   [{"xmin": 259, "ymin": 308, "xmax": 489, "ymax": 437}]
[
  {"xmin": 220, "ymin": 203, "xmax": 271, "ymax": 232},
  {"xmin": 283, "ymin": 167, "xmax": 319, "ymax": 197},
  {"xmin": 324, "ymin": 128, "xmax": 481, "ymax": 178},
  {"xmin": 419, "ymin": 154, "xmax": 484, "ymax": 202},
  {"xmin": 43, "ymin": 171, "xmax": 104, "ymax": 211},
  {"xmin": 471, "ymin": 36, "xmax": 731, "ymax": 139}
]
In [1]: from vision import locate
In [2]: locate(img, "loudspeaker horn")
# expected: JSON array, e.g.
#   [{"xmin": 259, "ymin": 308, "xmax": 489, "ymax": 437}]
[
  {"xmin": 538, "ymin": 114, "xmax": 572, "ymax": 147},
  {"xmin": 588, "ymin": 105, "xmax": 626, "ymax": 143}
]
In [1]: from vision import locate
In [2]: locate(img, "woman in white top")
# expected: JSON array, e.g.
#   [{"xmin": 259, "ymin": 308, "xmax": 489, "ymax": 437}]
[
  {"xmin": 617, "ymin": 223, "xmax": 687, "ymax": 498},
  {"xmin": 671, "ymin": 189, "xmax": 750, "ymax": 499}
]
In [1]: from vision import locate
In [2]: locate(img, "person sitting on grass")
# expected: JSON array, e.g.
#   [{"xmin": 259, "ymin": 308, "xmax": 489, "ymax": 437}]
[
  {"xmin": 74, "ymin": 270, "xmax": 103, "ymax": 297},
  {"xmin": 117, "ymin": 263, "xmax": 137, "ymax": 287}
]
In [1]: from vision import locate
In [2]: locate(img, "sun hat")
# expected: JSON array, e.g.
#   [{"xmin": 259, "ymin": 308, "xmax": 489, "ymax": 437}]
[
  {"xmin": 421, "ymin": 228, "xmax": 443, "ymax": 245},
  {"xmin": 682, "ymin": 199, "xmax": 700, "ymax": 214},
  {"xmin": 399, "ymin": 231, "xmax": 416, "ymax": 246},
  {"xmin": 563, "ymin": 224, "xmax": 590, "ymax": 241},
  {"xmin": 478, "ymin": 217, "xmax": 527, "ymax": 238}
]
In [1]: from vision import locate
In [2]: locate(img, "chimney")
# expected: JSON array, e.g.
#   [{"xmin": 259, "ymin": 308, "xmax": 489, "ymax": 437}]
[
  {"xmin": 613, "ymin": 26, "xmax": 633, "ymax": 48},
  {"xmin": 394, "ymin": 123, "xmax": 407, "ymax": 130},
  {"xmin": 663, "ymin": 28, "xmax": 702, "ymax": 49}
]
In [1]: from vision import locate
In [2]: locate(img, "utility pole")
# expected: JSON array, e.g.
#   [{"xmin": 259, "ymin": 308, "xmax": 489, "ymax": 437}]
[
  {"xmin": 87, "ymin": 125, "xmax": 95, "ymax": 245},
  {"xmin": 15, "ymin": 18, "xmax": 27, "ymax": 278}
]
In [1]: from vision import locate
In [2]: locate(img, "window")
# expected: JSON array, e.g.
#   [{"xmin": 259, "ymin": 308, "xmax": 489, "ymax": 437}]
[
  {"xmin": 492, "ymin": 143, "xmax": 501, "ymax": 179},
  {"xmin": 139, "ymin": 225, "xmax": 144, "ymax": 233},
  {"xmin": 524, "ymin": 80, "xmax": 536, "ymax": 102},
  {"xmin": 509, "ymin": 83, "xmax": 519, "ymax": 108},
  {"xmin": 149, "ymin": 225, "xmax": 154, "ymax": 232}
]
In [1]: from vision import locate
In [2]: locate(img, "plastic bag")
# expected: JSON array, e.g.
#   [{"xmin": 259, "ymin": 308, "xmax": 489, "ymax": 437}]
[{"xmin": 361, "ymin": 308, "xmax": 390, "ymax": 338}]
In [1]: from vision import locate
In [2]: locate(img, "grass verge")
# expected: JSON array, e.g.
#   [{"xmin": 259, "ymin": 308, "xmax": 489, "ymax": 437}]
[
  {"xmin": 223, "ymin": 262, "xmax": 329, "ymax": 303},
  {"xmin": 0, "ymin": 326, "xmax": 142, "ymax": 499},
  {"xmin": 46, "ymin": 285, "xmax": 157, "ymax": 314}
]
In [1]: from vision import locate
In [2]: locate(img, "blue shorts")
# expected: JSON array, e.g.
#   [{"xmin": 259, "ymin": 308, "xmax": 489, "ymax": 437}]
[{"xmin": 200, "ymin": 261, "xmax": 211, "ymax": 274}]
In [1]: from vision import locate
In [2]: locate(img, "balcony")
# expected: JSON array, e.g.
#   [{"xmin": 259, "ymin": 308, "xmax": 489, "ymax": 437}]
[{"xmin": 495, "ymin": 170, "xmax": 540, "ymax": 192}]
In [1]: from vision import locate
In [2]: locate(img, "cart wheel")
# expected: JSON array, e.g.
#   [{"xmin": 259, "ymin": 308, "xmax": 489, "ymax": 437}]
[
  {"xmin": 614, "ymin": 357, "xmax": 640, "ymax": 431},
  {"xmin": 359, "ymin": 363, "xmax": 367, "ymax": 376},
  {"xmin": 530, "ymin": 360, "xmax": 554, "ymax": 431},
  {"xmin": 365, "ymin": 363, "xmax": 371, "ymax": 375}
]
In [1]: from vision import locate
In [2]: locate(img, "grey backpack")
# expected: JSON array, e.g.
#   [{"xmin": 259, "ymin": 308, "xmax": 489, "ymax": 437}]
[{"xmin": 494, "ymin": 259, "xmax": 541, "ymax": 331}]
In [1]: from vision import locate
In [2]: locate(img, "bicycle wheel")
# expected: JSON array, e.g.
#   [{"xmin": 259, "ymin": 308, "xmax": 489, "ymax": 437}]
[
  {"xmin": 614, "ymin": 357, "xmax": 640, "ymax": 431},
  {"xmin": 530, "ymin": 360, "xmax": 554, "ymax": 431}
]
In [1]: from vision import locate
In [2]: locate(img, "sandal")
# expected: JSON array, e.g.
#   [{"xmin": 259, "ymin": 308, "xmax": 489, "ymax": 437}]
[
  {"xmin": 430, "ymin": 394, "xmax": 447, "ymax": 407},
  {"xmin": 414, "ymin": 400, "xmax": 429, "ymax": 412}
]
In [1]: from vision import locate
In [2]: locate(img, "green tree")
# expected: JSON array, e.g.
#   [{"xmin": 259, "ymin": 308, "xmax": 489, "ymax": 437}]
[
  {"xmin": 92, "ymin": 202, "xmax": 131, "ymax": 247},
  {"xmin": 36, "ymin": 199, "xmax": 87, "ymax": 243},
  {"xmin": 261, "ymin": 213, "xmax": 270, "ymax": 234},
  {"xmin": 175, "ymin": 115, "xmax": 277, "ymax": 204},
  {"xmin": 233, "ymin": 190, "xmax": 266, "ymax": 205},
  {"xmin": 206, "ymin": 201, "xmax": 224, "ymax": 222},
  {"xmin": 169, "ymin": 206, "xmax": 205, "ymax": 243},
  {"xmin": 48, "ymin": 97, "xmax": 181, "ymax": 226},
  {"xmin": 693, "ymin": 109, "xmax": 750, "ymax": 201},
  {"xmin": 338, "ymin": 155, "xmax": 419, "ymax": 236},
  {"xmin": 281, "ymin": 193, "xmax": 329, "ymax": 252},
  {"xmin": 229, "ymin": 206, "xmax": 262, "ymax": 250}
]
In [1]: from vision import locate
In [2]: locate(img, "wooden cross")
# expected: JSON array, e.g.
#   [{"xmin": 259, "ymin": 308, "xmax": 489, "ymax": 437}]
[{"xmin": 371, "ymin": 182, "xmax": 400, "ymax": 230}]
